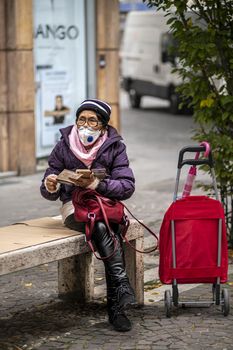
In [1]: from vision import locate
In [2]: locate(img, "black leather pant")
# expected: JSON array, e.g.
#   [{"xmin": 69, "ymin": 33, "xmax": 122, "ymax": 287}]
[{"xmin": 64, "ymin": 214, "xmax": 129, "ymax": 302}]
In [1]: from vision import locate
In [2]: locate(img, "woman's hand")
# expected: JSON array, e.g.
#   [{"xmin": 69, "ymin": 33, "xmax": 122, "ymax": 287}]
[{"xmin": 45, "ymin": 174, "xmax": 58, "ymax": 192}]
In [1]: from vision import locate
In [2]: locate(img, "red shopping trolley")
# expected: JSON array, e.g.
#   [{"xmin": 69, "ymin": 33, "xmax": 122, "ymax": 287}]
[{"xmin": 159, "ymin": 144, "xmax": 230, "ymax": 317}]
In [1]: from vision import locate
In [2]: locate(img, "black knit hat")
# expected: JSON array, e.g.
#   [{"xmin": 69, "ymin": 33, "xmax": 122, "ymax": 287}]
[{"xmin": 75, "ymin": 99, "xmax": 111, "ymax": 125}]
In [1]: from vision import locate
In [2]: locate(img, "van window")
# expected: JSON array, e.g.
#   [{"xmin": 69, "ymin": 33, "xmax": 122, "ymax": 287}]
[{"xmin": 161, "ymin": 33, "xmax": 178, "ymax": 64}]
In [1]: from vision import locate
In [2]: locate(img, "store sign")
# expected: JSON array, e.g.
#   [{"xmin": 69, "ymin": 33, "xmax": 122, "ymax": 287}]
[
  {"xmin": 35, "ymin": 24, "xmax": 79, "ymax": 40},
  {"xmin": 33, "ymin": 0, "xmax": 86, "ymax": 157}
]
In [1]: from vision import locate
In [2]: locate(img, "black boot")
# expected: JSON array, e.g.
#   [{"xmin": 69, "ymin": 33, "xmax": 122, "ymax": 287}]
[
  {"xmin": 93, "ymin": 222, "xmax": 136, "ymax": 331},
  {"xmin": 107, "ymin": 298, "xmax": 132, "ymax": 332}
]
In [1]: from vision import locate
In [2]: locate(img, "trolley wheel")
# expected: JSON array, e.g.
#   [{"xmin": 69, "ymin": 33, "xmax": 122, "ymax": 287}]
[
  {"xmin": 214, "ymin": 283, "xmax": 221, "ymax": 305},
  {"xmin": 164, "ymin": 290, "xmax": 172, "ymax": 318},
  {"xmin": 172, "ymin": 284, "xmax": 179, "ymax": 307},
  {"xmin": 221, "ymin": 288, "xmax": 230, "ymax": 316}
]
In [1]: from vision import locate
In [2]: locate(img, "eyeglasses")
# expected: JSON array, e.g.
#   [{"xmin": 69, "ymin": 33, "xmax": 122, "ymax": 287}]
[{"xmin": 77, "ymin": 116, "xmax": 102, "ymax": 128}]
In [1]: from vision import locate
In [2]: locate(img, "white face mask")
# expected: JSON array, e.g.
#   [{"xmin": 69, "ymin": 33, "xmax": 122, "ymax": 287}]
[{"xmin": 78, "ymin": 126, "xmax": 101, "ymax": 146}]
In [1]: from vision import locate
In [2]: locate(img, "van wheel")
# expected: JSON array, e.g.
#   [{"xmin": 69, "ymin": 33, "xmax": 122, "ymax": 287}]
[
  {"xmin": 169, "ymin": 93, "xmax": 181, "ymax": 115},
  {"xmin": 129, "ymin": 89, "xmax": 141, "ymax": 109}
]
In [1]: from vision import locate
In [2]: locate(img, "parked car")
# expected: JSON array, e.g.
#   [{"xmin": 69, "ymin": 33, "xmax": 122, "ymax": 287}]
[{"xmin": 120, "ymin": 10, "xmax": 183, "ymax": 114}]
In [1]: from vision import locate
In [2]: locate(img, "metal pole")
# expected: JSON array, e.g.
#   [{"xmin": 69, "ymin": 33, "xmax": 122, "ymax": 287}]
[
  {"xmin": 173, "ymin": 169, "xmax": 181, "ymax": 202},
  {"xmin": 171, "ymin": 220, "xmax": 177, "ymax": 287},
  {"xmin": 211, "ymin": 168, "xmax": 219, "ymax": 201}
]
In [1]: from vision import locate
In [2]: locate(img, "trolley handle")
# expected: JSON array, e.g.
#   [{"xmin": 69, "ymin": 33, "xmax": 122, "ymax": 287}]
[{"xmin": 178, "ymin": 145, "xmax": 214, "ymax": 169}]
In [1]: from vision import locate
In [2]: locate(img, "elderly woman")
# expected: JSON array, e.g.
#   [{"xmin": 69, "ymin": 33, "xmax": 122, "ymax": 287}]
[{"xmin": 40, "ymin": 99, "xmax": 136, "ymax": 332}]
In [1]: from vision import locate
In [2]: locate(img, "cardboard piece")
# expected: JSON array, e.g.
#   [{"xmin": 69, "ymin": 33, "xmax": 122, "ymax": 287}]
[
  {"xmin": 57, "ymin": 170, "xmax": 83, "ymax": 185},
  {"xmin": 0, "ymin": 217, "xmax": 82, "ymax": 254},
  {"xmin": 57, "ymin": 168, "xmax": 106, "ymax": 186}
]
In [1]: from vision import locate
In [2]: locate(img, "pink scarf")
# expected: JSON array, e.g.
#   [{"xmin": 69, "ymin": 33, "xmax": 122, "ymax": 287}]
[{"xmin": 68, "ymin": 125, "xmax": 108, "ymax": 167}]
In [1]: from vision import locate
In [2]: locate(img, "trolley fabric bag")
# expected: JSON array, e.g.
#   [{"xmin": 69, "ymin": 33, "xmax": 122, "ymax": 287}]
[{"xmin": 159, "ymin": 195, "xmax": 228, "ymax": 284}]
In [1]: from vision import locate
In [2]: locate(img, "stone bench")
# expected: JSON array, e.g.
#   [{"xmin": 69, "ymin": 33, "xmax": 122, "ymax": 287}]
[{"xmin": 0, "ymin": 217, "xmax": 144, "ymax": 305}]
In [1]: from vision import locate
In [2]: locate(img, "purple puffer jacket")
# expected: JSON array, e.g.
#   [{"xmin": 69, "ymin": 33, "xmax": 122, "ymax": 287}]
[{"xmin": 40, "ymin": 125, "xmax": 135, "ymax": 204}]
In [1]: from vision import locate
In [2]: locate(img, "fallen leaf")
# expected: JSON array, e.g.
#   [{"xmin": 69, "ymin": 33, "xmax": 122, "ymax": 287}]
[
  {"xmin": 24, "ymin": 283, "xmax": 32, "ymax": 287},
  {"xmin": 144, "ymin": 279, "xmax": 163, "ymax": 291},
  {"xmin": 95, "ymin": 277, "xmax": 104, "ymax": 281}
]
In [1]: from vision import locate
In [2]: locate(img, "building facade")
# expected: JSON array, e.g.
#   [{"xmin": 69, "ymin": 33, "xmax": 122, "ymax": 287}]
[{"xmin": 0, "ymin": 0, "xmax": 120, "ymax": 175}]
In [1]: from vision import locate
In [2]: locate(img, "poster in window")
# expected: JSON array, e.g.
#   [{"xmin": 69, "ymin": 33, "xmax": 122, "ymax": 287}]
[{"xmin": 33, "ymin": 0, "xmax": 86, "ymax": 156}]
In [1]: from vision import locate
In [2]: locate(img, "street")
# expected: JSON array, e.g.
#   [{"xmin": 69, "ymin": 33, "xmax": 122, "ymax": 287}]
[{"xmin": 121, "ymin": 91, "xmax": 195, "ymax": 185}]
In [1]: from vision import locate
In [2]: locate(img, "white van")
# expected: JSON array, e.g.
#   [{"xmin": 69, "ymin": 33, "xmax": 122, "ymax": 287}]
[{"xmin": 120, "ymin": 11, "xmax": 182, "ymax": 114}]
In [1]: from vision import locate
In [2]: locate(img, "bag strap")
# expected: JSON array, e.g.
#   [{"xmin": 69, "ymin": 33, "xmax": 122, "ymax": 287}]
[
  {"xmin": 85, "ymin": 194, "xmax": 119, "ymax": 261},
  {"xmin": 121, "ymin": 204, "xmax": 159, "ymax": 254},
  {"xmin": 83, "ymin": 190, "xmax": 158, "ymax": 256}
]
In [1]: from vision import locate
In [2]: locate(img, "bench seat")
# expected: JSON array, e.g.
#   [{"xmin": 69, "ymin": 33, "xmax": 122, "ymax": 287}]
[{"xmin": 0, "ymin": 217, "xmax": 144, "ymax": 304}]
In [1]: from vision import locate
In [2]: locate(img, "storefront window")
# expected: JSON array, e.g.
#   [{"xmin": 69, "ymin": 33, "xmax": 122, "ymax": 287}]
[{"xmin": 33, "ymin": 0, "xmax": 86, "ymax": 157}]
